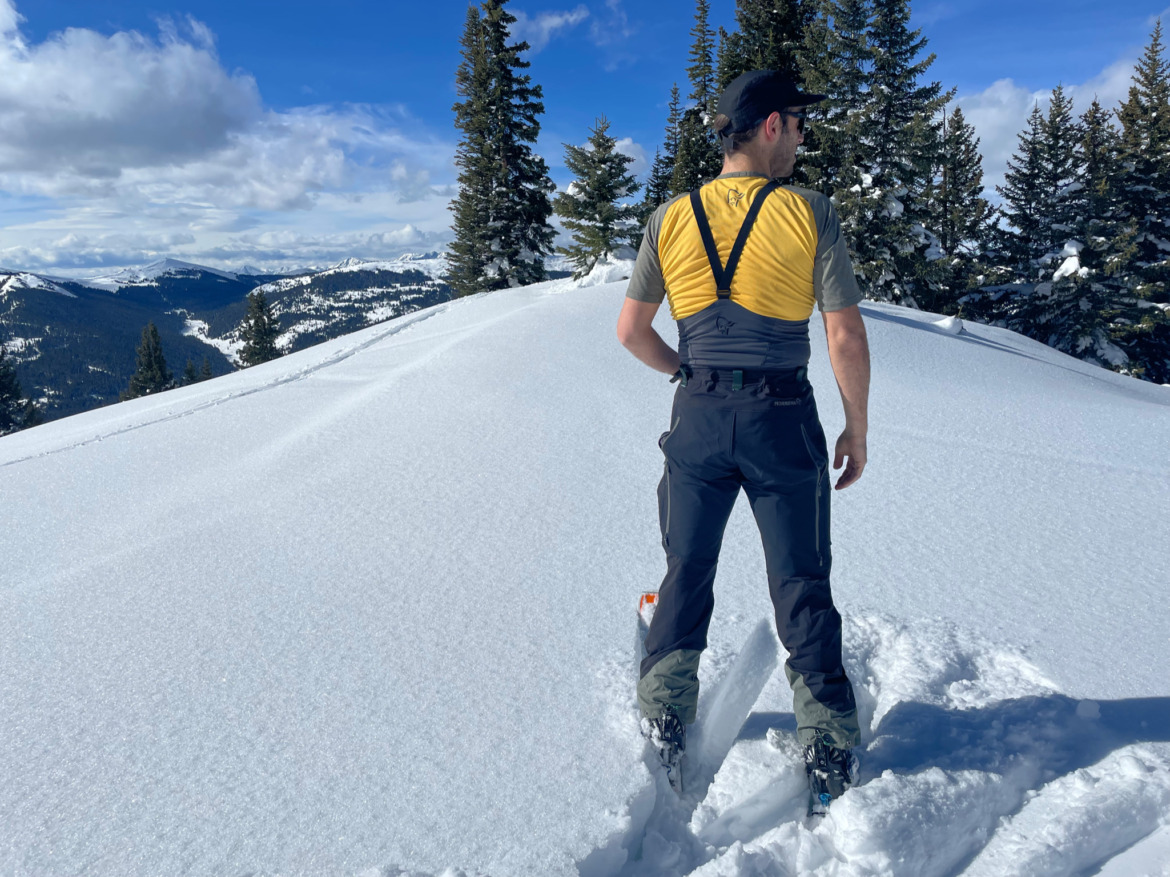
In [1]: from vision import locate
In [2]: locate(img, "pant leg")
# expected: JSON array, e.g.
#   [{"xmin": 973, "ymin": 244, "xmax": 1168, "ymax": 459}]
[
  {"xmin": 735, "ymin": 393, "xmax": 860, "ymax": 748},
  {"xmin": 638, "ymin": 395, "xmax": 740, "ymax": 725}
]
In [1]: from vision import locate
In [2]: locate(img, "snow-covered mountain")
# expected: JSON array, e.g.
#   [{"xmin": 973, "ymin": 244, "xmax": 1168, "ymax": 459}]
[
  {"xmin": 82, "ymin": 257, "xmax": 242, "ymax": 290},
  {"xmin": 1, "ymin": 273, "xmax": 1168, "ymax": 876},
  {"xmin": 0, "ymin": 258, "xmax": 452, "ymax": 422}
]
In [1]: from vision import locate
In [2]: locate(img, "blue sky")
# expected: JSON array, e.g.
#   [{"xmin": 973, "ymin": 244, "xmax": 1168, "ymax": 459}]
[{"xmin": 1, "ymin": 0, "xmax": 1167, "ymax": 274}]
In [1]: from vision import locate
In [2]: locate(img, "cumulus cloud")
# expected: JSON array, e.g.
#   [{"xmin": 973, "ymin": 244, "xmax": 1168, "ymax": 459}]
[
  {"xmin": 614, "ymin": 137, "xmax": 649, "ymax": 176},
  {"xmin": 0, "ymin": 231, "xmax": 198, "ymax": 271},
  {"xmin": 512, "ymin": 6, "xmax": 589, "ymax": 53},
  {"xmin": 956, "ymin": 56, "xmax": 1136, "ymax": 197},
  {"xmin": 0, "ymin": 2, "xmax": 455, "ymax": 213}
]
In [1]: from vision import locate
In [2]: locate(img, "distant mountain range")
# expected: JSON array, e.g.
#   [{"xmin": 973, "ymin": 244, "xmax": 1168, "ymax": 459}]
[{"xmin": 0, "ymin": 253, "xmax": 469, "ymax": 423}]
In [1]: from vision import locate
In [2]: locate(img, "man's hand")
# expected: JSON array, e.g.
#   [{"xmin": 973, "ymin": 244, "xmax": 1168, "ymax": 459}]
[
  {"xmin": 833, "ymin": 429, "xmax": 866, "ymax": 490},
  {"xmin": 823, "ymin": 304, "xmax": 870, "ymax": 490}
]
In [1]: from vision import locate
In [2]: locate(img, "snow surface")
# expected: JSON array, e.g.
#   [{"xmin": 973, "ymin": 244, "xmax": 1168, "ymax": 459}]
[{"xmin": 2, "ymin": 276, "xmax": 1169, "ymax": 877}]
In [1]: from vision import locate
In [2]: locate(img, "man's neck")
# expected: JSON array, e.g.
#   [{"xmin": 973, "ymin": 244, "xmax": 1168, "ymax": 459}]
[{"xmin": 720, "ymin": 151, "xmax": 771, "ymax": 178}]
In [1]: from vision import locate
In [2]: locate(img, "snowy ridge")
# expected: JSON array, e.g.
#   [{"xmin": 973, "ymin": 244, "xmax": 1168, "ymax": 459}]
[
  {"xmin": 0, "ymin": 271, "xmax": 76, "ymax": 298},
  {"xmin": 83, "ymin": 257, "xmax": 240, "ymax": 289},
  {"xmin": 1, "ymin": 275, "xmax": 1168, "ymax": 876}
]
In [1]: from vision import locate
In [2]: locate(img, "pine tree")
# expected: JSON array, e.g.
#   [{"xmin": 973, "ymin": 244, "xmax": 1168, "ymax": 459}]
[
  {"xmin": 1040, "ymin": 85, "xmax": 1083, "ymax": 260},
  {"xmin": 996, "ymin": 104, "xmax": 1048, "ymax": 276},
  {"xmin": 200, "ymin": 356, "xmax": 214, "ymax": 382},
  {"xmin": 554, "ymin": 116, "xmax": 642, "ymax": 278},
  {"xmin": 673, "ymin": 1, "xmax": 723, "ymax": 194},
  {"xmin": 799, "ymin": 0, "xmax": 873, "ymax": 196},
  {"xmin": 715, "ymin": 26, "xmax": 745, "ymax": 91},
  {"xmin": 0, "ymin": 342, "xmax": 40, "ymax": 435},
  {"xmin": 687, "ymin": 0, "xmax": 716, "ymax": 115},
  {"xmin": 642, "ymin": 85, "xmax": 683, "ymax": 217},
  {"xmin": 447, "ymin": 0, "xmax": 556, "ymax": 295},
  {"xmin": 920, "ymin": 106, "xmax": 993, "ymax": 308},
  {"xmin": 725, "ymin": 0, "xmax": 816, "ymax": 86},
  {"xmin": 837, "ymin": 0, "xmax": 951, "ymax": 304},
  {"xmin": 1113, "ymin": 19, "xmax": 1170, "ymax": 302},
  {"xmin": 1077, "ymin": 98, "xmax": 1123, "ymax": 277},
  {"xmin": 672, "ymin": 107, "xmax": 720, "ymax": 194},
  {"xmin": 929, "ymin": 106, "xmax": 993, "ymax": 259},
  {"xmin": 121, "ymin": 323, "xmax": 174, "ymax": 401},
  {"xmin": 182, "ymin": 359, "xmax": 199, "ymax": 386},
  {"xmin": 448, "ymin": 5, "xmax": 495, "ymax": 297},
  {"xmin": 238, "ymin": 290, "xmax": 281, "ymax": 367}
]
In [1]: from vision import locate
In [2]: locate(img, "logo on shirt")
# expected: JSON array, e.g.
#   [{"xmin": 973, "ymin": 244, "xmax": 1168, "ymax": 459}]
[
  {"xmin": 727, "ymin": 188, "xmax": 745, "ymax": 208},
  {"xmin": 716, "ymin": 317, "xmax": 735, "ymax": 335}
]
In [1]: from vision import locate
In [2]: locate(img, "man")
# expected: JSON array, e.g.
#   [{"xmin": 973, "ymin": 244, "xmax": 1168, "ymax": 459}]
[{"xmin": 617, "ymin": 70, "xmax": 870, "ymax": 811}]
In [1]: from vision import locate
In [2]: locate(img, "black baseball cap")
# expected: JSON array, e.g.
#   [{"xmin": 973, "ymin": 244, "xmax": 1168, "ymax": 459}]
[{"xmin": 715, "ymin": 70, "xmax": 825, "ymax": 137}]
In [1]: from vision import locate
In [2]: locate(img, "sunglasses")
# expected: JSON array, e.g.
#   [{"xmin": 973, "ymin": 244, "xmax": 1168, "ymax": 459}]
[{"xmin": 780, "ymin": 110, "xmax": 807, "ymax": 133}]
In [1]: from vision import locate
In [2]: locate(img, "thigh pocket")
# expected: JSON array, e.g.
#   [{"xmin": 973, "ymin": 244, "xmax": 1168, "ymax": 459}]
[
  {"xmin": 799, "ymin": 421, "xmax": 829, "ymax": 470},
  {"xmin": 659, "ymin": 415, "xmax": 681, "ymax": 453}
]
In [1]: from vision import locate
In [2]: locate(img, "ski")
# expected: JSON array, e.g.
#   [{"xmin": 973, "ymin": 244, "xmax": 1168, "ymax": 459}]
[{"xmin": 637, "ymin": 592, "xmax": 779, "ymax": 800}]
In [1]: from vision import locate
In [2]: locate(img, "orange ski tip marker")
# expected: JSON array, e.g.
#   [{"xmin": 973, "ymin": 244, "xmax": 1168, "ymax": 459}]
[{"xmin": 639, "ymin": 592, "xmax": 658, "ymax": 612}]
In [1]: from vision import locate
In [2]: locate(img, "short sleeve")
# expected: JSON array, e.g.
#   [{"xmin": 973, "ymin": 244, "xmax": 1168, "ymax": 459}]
[
  {"xmin": 625, "ymin": 204, "xmax": 668, "ymax": 304},
  {"xmin": 811, "ymin": 196, "xmax": 864, "ymax": 313}
]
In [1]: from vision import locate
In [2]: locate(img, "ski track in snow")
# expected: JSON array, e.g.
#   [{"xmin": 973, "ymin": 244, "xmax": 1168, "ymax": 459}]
[
  {"xmin": 579, "ymin": 614, "xmax": 1170, "ymax": 877},
  {"xmin": 0, "ymin": 305, "xmax": 450, "ymax": 471}
]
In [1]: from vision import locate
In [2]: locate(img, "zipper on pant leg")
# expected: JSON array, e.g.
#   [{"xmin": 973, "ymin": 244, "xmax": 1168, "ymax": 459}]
[
  {"xmin": 801, "ymin": 422, "xmax": 827, "ymax": 567},
  {"xmin": 813, "ymin": 467, "xmax": 824, "ymax": 567}
]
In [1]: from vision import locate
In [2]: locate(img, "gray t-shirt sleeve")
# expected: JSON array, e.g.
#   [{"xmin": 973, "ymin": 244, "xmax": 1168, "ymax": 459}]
[
  {"xmin": 807, "ymin": 192, "xmax": 864, "ymax": 312},
  {"xmin": 626, "ymin": 203, "xmax": 669, "ymax": 304}
]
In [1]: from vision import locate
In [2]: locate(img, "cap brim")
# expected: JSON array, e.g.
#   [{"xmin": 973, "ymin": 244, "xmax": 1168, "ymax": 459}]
[{"xmin": 791, "ymin": 92, "xmax": 827, "ymax": 106}]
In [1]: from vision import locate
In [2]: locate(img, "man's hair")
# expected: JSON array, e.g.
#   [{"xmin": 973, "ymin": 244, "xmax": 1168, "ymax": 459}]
[{"xmin": 714, "ymin": 113, "xmax": 764, "ymax": 157}]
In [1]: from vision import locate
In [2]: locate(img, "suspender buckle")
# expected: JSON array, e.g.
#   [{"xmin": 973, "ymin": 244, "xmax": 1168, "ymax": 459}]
[{"xmin": 732, "ymin": 369, "xmax": 743, "ymax": 391}]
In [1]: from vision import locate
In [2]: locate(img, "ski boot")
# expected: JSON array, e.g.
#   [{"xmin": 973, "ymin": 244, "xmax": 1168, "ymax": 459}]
[
  {"xmin": 641, "ymin": 706, "xmax": 686, "ymax": 794},
  {"xmin": 804, "ymin": 732, "xmax": 859, "ymax": 816}
]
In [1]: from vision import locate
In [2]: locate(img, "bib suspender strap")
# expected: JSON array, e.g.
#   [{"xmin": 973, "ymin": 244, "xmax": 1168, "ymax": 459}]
[{"xmin": 689, "ymin": 179, "xmax": 782, "ymax": 299}]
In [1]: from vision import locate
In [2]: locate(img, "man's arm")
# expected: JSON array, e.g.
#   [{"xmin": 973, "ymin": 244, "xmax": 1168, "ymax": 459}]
[
  {"xmin": 822, "ymin": 304, "xmax": 870, "ymax": 490},
  {"xmin": 617, "ymin": 298, "xmax": 681, "ymax": 376}
]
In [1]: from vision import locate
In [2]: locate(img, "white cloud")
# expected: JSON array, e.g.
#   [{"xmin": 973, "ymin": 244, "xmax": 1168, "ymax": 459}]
[
  {"xmin": 0, "ymin": 4, "xmax": 454, "ymax": 207},
  {"xmin": 614, "ymin": 137, "xmax": 649, "ymax": 175},
  {"xmin": 512, "ymin": 6, "xmax": 589, "ymax": 53},
  {"xmin": 0, "ymin": 0, "xmax": 460, "ymax": 273}
]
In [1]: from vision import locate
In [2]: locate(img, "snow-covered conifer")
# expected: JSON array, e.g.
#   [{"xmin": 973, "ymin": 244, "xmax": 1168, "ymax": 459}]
[
  {"xmin": 996, "ymin": 104, "xmax": 1048, "ymax": 276},
  {"xmin": 836, "ymin": 0, "xmax": 950, "ymax": 305},
  {"xmin": 1040, "ymin": 85, "xmax": 1083, "ymax": 260},
  {"xmin": 799, "ymin": 0, "xmax": 873, "ymax": 196},
  {"xmin": 447, "ymin": 0, "xmax": 556, "ymax": 295},
  {"xmin": 554, "ymin": 117, "xmax": 641, "ymax": 278},
  {"xmin": 1113, "ymin": 20, "xmax": 1170, "ymax": 301}
]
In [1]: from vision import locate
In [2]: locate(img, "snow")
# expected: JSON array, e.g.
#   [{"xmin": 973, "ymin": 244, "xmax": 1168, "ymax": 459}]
[
  {"xmin": 183, "ymin": 317, "xmax": 242, "ymax": 361},
  {"xmin": 0, "ymin": 271, "xmax": 76, "ymax": 297},
  {"xmin": 1053, "ymin": 254, "xmax": 1082, "ymax": 280},
  {"xmin": 85, "ymin": 257, "xmax": 240, "ymax": 289},
  {"xmin": 1, "ymin": 277, "xmax": 1169, "ymax": 877}
]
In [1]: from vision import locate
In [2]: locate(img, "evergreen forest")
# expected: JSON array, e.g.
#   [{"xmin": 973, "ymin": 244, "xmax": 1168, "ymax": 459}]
[{"xmin": 449, "ymin": 0, "xmax": 1170, "ymax": 384}]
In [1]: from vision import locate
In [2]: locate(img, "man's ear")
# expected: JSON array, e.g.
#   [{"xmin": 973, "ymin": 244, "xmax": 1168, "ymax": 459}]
[{"xmin": 763, "ymin": 111, "xmax": 783, "ymax": 142}]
